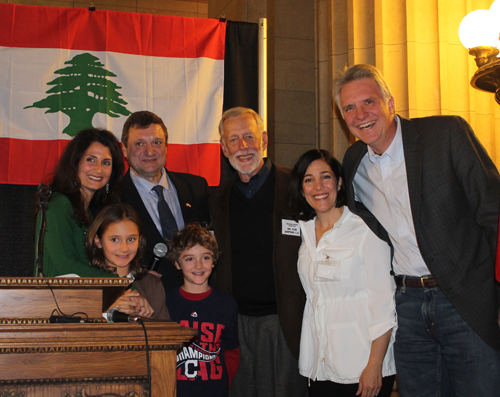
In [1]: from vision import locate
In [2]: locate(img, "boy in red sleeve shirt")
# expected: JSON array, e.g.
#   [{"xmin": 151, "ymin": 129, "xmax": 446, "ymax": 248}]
[{"xmin": 166, "ymin": 223, "xmax": 240, "ymax": 396}]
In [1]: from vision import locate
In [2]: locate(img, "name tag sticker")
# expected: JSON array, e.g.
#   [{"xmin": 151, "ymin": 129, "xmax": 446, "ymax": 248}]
[{"xmin": 282, "ymin": 219, "xmax": 300, "ymax": 236}]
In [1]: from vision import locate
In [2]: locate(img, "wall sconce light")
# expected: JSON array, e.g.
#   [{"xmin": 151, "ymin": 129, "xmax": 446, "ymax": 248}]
[{"xmin": 459, "ymin": 1, "xmax": 500, "ymax": 103}]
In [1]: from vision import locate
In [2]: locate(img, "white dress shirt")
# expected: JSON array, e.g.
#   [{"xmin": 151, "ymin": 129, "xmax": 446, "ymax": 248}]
[
  {"xmin": 130, "ymin": 168, "xmax": 185, "ymax": 236},
  {"xmin": 297, "ymin": 206, "xmax": 396, "ymax": 383},
  {"xmin": 353, "ymin": 116, "xmax": 430, "ymax": 277}
]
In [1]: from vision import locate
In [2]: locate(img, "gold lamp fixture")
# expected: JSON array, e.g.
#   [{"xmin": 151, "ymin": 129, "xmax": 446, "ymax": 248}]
[{"xmin": 459, "ymin": 1, "xmax": 500, "ymax": 104}]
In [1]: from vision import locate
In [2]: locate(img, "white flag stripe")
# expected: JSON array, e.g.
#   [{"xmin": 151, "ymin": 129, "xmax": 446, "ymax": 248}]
[{"xmin": 1, "ymin": 46, "xmax": 223, "ymax": 144}]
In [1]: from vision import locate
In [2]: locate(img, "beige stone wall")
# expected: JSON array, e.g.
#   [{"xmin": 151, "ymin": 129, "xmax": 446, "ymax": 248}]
[
  {"xmin": 5, "ymin": 0, "xmax": 208, "ymax": 18},
  {"xmin": 267, "ymin": 0, "xmax": 316, "ymax": 167},
  {"xmin": 322, "ymin": 0, "xmax": 500, "ymax": 164},
  {"xmin": 209, "ymin": 0, "xmax": 264, "ymax": 22},
  {"xmin": 209, "ymin": 0, "xmax": 500, "ymax": 168}
]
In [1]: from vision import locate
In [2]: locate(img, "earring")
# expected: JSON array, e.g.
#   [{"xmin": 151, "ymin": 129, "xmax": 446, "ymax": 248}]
[{"xmin": 106, "ymin": 183, "xmax": 109, "ymax": 194}]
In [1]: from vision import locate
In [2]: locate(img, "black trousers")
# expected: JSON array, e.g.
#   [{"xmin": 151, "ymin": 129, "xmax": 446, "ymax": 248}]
[{"xmin": 309, "ymin": 375, "xmax": 395, "ymax": 397}]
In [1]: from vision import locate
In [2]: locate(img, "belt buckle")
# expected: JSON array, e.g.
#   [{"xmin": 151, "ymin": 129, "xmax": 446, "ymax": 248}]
[{"xmin": 420, "ymin": 276, "xmax": 431, "ymax": 289}]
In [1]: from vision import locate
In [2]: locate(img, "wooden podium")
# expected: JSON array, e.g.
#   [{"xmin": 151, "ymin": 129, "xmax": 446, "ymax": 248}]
[{"xmin": 0, "ymin": 277, "xmax": 196, "ymax": 397}]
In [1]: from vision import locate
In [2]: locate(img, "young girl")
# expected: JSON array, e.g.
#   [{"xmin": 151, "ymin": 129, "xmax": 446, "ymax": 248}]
[{"xmin": 87, "ymin": 203, "xmax": 170, "ymax": 320}]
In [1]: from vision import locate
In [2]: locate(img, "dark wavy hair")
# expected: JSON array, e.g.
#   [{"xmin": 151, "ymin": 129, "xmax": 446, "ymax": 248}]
[
  {"xmin": 44, "ymin": 128, "xmax": 124, "ymax": 226},
  {"xmin": 167, "ymin": 222, "xmax": 219, "ymax": 266},
  {"xmin": 121, "ymin": 111, "xmax": 168, "ymax": 147},
  {"xmin": 289, "ymin": 149, "xmax": 346, "ymax": 221},
  {"xmin": 87, "ymin": 203, "xmax": 147, "ymax": 280}
]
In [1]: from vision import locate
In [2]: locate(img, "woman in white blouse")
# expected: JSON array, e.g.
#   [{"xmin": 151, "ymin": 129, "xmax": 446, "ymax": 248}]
[{"xmin": 289, "ymin": 149, "xmax": 396, "ymax": 397}]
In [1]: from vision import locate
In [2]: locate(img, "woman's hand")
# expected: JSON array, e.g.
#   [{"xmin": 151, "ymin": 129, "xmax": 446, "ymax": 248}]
[
  {"xmin": 110, "ymin": 289, "xmax": 154, "ymax": 317},
  {"xmin": 356, "ymin": 329, "xmax": 393, "ymax": 397},
  {"xmin": 357, "ymin": 362, "xmax": 382, "ymax": 397}
]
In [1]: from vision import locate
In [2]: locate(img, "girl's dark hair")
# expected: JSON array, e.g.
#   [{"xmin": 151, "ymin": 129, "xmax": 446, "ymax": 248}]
[
  {"xmin": 288, "ymin": 149, "xmax": 346, "ymax": 221},
  {"xmin": 87, "ymin": 203, "xmax": 147, "ymax": 279},
  {"xmin": 167, "ymin": 223, "xmax": 219, "ymax": 265},
  {"xmin": 47, "ymin": 128, "xmax": 124, "ymax": 225}
]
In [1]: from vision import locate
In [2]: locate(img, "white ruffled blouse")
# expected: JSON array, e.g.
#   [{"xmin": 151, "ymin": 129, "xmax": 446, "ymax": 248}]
[{"xmin": 298, "ymin": 206, "xmax": 397, "ymax": 384}]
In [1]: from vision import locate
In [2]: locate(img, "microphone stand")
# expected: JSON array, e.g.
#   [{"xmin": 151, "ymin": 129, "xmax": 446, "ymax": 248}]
[{"xmin": 35, "ymin": 184, "xmax": 51, "ymax": 277}]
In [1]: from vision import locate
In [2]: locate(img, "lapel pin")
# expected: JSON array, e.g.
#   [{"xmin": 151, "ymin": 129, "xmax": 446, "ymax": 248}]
[{"xmin": 186, "ymin": 203, "xmax": 192, "ymax": 207}]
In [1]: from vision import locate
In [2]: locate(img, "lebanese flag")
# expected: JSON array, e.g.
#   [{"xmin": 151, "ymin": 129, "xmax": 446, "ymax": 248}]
[{"xmin": 0, "ymin": 3, "xmax": 225, "ymax": 186}]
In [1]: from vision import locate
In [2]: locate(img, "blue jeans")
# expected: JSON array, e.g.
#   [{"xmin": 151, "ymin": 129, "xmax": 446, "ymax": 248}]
[{"xmin": 394, "ymin": 285, "xmax": 500, "ymax": 397}]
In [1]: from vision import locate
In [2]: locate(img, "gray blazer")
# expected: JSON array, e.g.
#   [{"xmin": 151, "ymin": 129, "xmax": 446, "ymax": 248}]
[{"xmin": 343, "ymin": 115, "xmax": 500, "ymax": 351}]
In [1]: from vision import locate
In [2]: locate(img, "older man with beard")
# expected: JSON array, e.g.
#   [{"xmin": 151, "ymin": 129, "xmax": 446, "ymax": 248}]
[{"xmin": 210, "ymin": 107, "xmax": 307, "ymax": 397}]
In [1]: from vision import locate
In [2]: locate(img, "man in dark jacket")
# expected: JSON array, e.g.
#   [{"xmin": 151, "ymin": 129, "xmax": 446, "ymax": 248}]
[
  {"xmin": 338, "ymin": 64, "xmax": 500, "ymax": 396},
  {"xmin": 121, "ymin": 111, "xmax": 210, "ymax": 292},
  {"xmin": 210, "ymin": 107, "xmax": 307, "ymax": 397}
]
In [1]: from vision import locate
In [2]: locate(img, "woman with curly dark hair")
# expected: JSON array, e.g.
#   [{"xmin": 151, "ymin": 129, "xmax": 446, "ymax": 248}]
[{"xmin": 34, "ymin": 128, "xmax": 124, "ymax": 278}]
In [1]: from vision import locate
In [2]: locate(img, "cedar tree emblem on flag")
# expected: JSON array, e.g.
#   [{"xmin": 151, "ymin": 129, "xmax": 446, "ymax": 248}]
[
  {"xmin": 1, "ymin": 4, "xmax": 225, "ymax": 186},
  {"xmin": 24, "ymin": 53, "xmax": 131, "ymax": 136}
]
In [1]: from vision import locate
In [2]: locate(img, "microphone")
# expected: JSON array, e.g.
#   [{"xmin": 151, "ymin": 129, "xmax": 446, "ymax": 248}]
[
  {"xmin": 36, "ymin": 183, "xmax": 53, "ymax": 277},
  {"xmin": 149, "ymin": 242, "xmax": 168, "ymax": 271},
  {"xmin": 107, "ymin": 307, "xmax": 141, "ymax": 323},
  {"xmin": 38, "ymin": 183, "xmax": 52, "ymax": 200}
]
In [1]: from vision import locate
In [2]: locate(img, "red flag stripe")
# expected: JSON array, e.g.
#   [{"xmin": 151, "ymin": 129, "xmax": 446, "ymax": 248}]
[
  {"xmin": 0, "ymin": 4, "xmax": 226, "ymax": 60},
  {"xmin": 0, "ymin": 138, "xmax": 220, "ymax": 186}
]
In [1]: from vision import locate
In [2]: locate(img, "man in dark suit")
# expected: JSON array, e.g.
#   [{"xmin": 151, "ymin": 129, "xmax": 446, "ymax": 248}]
[
  {"xmin": 210, "ymin": 107, "xmax": 307, "ymax": 396},
  {"xmin": 120, "ymin": 111, "xmax": 210, "ymax": 291},
  {"xmin": 338, "ymin": 64, "xmax": 500, "ymax": 396}
]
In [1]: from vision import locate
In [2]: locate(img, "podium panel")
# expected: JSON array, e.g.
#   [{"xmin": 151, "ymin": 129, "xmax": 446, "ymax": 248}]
[{"xmin": 0, "ymin": 278, "xmax": 196, "ymax": 397}]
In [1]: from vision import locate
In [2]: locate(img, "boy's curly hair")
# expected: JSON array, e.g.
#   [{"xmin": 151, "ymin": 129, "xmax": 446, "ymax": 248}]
[{"xmin": 167, "ymin": 222, "xmax": 219, "ymax": 265}]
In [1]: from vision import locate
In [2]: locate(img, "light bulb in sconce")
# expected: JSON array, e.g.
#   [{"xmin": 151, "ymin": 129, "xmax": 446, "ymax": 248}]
[
  {"xmin": 489, "ymin": 0, "xmax": 500, "ymax": 27},
  {"xmin": 459, "ymin": 9, "xmax": 498, "ymax": 49},
  {"xmin": 459, "ymin": 5, "xmax": 500, "ymax": 68},
  {"xmin": 459, "ymin": 0, "xmax": 500, "ymax": 104}
]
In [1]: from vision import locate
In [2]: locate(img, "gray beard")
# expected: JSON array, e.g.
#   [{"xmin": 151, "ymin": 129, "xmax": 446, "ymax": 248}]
[{"xmin": 228, "ymin": 151, "xmax": 263, "ymax": 175}]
